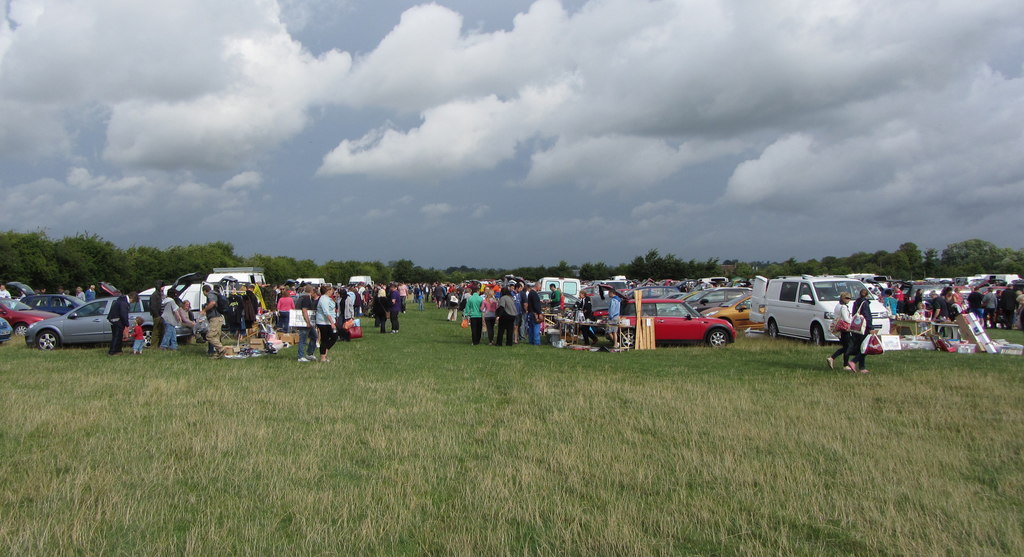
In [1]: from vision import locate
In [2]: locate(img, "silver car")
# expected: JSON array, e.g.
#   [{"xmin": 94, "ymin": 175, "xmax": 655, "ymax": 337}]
[{"xmin": 25, "ymin": 295, "xmax": 189, "ymax": 350}]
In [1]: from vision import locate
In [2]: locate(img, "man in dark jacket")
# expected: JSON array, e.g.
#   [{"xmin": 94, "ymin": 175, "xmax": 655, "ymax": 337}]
[
  {"xmin": 526, "ymin": 282, "xmax": 544, "ymax": 345},
  {"xmin": 107, "ymin": 293, "xmax": 131, "ymax": 355},
  {"xmin": 150, "ymin": 281, "xmax": 164, "ymax": 347}
]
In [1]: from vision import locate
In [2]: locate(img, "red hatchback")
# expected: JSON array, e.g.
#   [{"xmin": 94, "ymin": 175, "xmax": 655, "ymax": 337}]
[
  {"xmin": 617, "ymin": 298, "xmax": 735, "ymax": 348},
  {"xmin": 0, "ymin": 298, "xmax": 59, "ymax": 336}
]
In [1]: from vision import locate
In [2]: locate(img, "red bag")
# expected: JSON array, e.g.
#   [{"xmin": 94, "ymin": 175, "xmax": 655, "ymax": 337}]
[
  {"xmin": 861, "ymin": 334, "xmax": 884, "ymax": 355},
  {"xmin": 348, "ymin": 326, "xmax": 362, "ymax": 339},
  {"xmin": 834, "ymin": 319, "xmax": 851, "ymax": 332}
]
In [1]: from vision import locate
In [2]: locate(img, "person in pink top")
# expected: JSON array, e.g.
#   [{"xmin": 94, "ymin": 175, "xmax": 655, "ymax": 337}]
[
  {"xmin": 481, "ymin": 289, "xmax": 499, "ymax": 345},
  {"xmin": 277, "ymin": 285, "xmax": 295, "ymax": 332}
]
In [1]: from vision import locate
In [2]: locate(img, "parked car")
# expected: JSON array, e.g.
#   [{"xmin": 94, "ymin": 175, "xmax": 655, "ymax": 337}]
[
  {"xmin": 700, "ymin": 295, "xmax": 762, "ymax": 331},
  {"xmin": 0, "ymin": 298, "xmax": 60, "ymax": 336},
  {"xmin": 625, "ymin": 286, "xmax": 683, "ymax": 299},
  {"xmin": 24, "ymin": 294, "xmax": 190, "ymax": 350},
  {"xmin": 20, "ymin": 294, "xmax": 85, "ymax": 315},
  {"xmin": 617, "ymin": 298, "xmax": 735, "ymax": 348},
  {"xmin": 683, "ymin": 287, "xmax": 752, "ymax": 313},
  {"xmin": 0, "ymin": 317, "xmax": 12, "ymax": 343},
  {"xmin": 5, "ymin": 281, "xmax": 35, "ymax": 298}
]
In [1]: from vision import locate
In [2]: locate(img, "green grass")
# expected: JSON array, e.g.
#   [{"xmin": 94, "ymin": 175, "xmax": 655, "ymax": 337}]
[{"xmin": 2, "ymin": 308, "xmax": 1023, "ymax": 555}]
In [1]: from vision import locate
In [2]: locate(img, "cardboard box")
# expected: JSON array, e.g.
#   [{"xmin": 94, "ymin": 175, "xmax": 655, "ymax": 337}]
[{"xmin": 956, "ymin": 343, "xmax": 976, "ymax": 354}]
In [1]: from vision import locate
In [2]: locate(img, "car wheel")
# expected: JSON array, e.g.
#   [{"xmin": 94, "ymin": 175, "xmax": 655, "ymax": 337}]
[
  {"xmin": 705, "ymin": 328, "xmax": 730, "ymax": 347},
  {"xmin": 143, "ymin": 327, "xmax": 153, "ymax": 348},
  {"xmin": 13, "ymin": 322, "xmax": 28, "ymax": 336},
  {"xmin": 619, "ymin": 328, "xmax": 635, "ymax": 349},
  {"xmin": 810, "ymin": 324, "xmax": 825, "ymax": 346},
  {"xmin": 36, "ymin": 330, "xmax": 61, "ymax": 350},
  {"xmin": 767, "ymin": 319, "xmax": 779, "ymax": 339}
]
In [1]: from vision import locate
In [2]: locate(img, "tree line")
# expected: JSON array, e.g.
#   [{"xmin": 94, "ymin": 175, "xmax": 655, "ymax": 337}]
[{"xmin": 1, "ymin": 231, "xmax": 1020, "ymax": 293}]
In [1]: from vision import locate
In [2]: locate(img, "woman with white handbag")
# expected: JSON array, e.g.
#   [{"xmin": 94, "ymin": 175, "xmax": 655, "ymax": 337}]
[{"xmin": 826, "ymin": 292, "xmax": 853, "ymax": 370}]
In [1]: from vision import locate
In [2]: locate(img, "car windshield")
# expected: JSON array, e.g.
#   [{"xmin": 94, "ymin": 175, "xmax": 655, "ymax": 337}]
[
  {"xmin": 0, "ymin": 299, "xmax": 31, "ymax": 310},
  {"xmin": 813, "ymin": 280, "xmax": 868, "ymax": 302}
]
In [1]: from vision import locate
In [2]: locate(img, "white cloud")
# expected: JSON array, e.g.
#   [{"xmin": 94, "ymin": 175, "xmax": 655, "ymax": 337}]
[
  {"xmin": 420, "ymin": 202, "xmax": 453, "ymax": 220},
  {"xmin": 318, "ymin": 81, "xmax": 573, "ymax": 179},
  {"xmin": 1, "ymin": 0, "xmax": 351, "ymax": 168},
  {"xmin": 224, "ymin": 171, "xmax": 263, "ymax": 190}
]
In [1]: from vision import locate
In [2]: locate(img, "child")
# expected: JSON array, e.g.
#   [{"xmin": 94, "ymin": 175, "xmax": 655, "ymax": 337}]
[{"xmin": 131, "ymin": 316, "xmax": 146, "ymax": 354}]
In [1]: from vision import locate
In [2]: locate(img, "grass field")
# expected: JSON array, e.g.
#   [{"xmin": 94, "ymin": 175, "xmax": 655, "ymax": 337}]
[{"xmin": 2, "ymin": 308, "xmax": 1023, "ymax": 555}]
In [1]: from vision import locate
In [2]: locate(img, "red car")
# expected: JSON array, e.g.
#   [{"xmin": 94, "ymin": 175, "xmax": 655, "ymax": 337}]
[
  {"xmin": 0, "ymin": 298, "xmax": 60, "ymax": 336},
  {"xmin": 616, "ymin": 298, "xmax": 735, "ymax": 348}
]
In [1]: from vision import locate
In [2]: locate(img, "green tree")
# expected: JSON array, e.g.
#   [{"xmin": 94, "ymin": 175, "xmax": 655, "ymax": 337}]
[{"xmin": 941, "ymin": 239, "xmax": 1003, "ymax": 275}]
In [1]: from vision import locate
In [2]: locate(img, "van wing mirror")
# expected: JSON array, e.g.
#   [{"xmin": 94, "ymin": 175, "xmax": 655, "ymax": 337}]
[{"xmin": 799, "ymin": 294, "xmax": 814, "ymax": 303}]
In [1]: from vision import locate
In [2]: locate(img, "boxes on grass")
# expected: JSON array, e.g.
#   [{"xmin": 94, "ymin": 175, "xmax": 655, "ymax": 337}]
[
  {"xmin": 955, "ymin": 314, "xmax": 997, "ymax": 354},
  {"xmin": 956, "ymin": 343, "xmax": 976, "ymax": 354},
  {"xmin": 999, "ymin": 344, "xmax": 1023, "ymax": 356},
  {"xmin": 900, "ymin": 337, "xmax": 934, "ymax": 351}
]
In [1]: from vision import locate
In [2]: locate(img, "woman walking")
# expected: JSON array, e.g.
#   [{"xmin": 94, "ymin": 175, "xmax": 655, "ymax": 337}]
[
  {"xmin": 826, "ymin": 292, "xmax": 853, "ymax": 370},
  {"xmin": 482, "ymin": 288, "xmax": 498, "ymax": 345},
  {"xmin": 315, "ymin": 285, "xmax": 338, "ymax": 362},
  {"xmin": 846, "ymin": 289, "xmax": 874, "ymax": 373}
]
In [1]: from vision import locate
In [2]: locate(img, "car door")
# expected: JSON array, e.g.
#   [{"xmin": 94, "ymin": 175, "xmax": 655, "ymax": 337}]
[
  {"xmin": 794, "ymin": 282, "xmax": 816, "ymax": 339},
  {"xmin": 775, "ymin": 281, "xmax": 801, "ymax": 336},
  {"xmin": 64, "ymin": 300, "xmax": 111, "ymax": 343},
  {"xmin": 653, "ymin": 302, "xmax": 688, "ymax": 341},
  {"xmin": 732, "ymin": 296, "xmax": 754, "ymax": 329}
]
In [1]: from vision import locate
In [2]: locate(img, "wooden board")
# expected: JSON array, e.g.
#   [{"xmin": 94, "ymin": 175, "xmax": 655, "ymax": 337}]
[{"xmin": 633, "ymin": 290, "xmax": 656, "ymax": 350}]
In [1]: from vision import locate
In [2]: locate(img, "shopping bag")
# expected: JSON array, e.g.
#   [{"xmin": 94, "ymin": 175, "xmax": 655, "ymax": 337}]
[
  {"xmin": 348, "ymin": 326, "xmax": 362, "ymax": 339},
  {"xmin": 861, "ymin": 334, "xmax": 883, "ymax": 355},
  {"xmin": 461, "ymin": 318, "xmax": 469, "ymax": 328},
  {"xmin": 849, "ymin": 314, "xmax": 866, "ymax": 335}
]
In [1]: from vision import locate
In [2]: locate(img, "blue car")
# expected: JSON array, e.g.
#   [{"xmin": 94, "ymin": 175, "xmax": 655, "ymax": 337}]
[
  {"xmin": 0, "ymin": 317, "xmax": 11, "ymax": 343},
  {"xmin": 21, "ymin": 294, "xmax": 85, "ymax": 315}
]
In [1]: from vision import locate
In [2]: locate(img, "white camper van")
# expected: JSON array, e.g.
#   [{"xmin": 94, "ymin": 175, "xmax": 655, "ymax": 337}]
[
  {"xmin": 141, "ymin": 268, "xmax": 267, "ymax": 319},
  {"xmin": 539, "ymin": 277, "xmax": 581, "ymax": 297},
  {"xmin": 750, "ymin": 275, "xmax": 890, "ymax": 345}
]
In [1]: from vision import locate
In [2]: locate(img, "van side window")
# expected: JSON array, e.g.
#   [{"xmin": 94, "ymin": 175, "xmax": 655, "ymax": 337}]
[
  {"xmin": 779, "ymin": 282, "xmax": 799, "ymax": 302},
  {"xmin": 798, "ymin": 283, "xmax": 814, "ymax": 304}
]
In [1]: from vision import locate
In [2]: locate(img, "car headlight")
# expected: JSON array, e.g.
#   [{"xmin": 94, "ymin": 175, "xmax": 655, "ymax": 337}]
[
  {"xmin": 706, "ymin": 310, "xmax": 720, "ymax": 316},
  {"xmin": 824, "ymin": 311, "xmax": 835, "ymax": 320}
]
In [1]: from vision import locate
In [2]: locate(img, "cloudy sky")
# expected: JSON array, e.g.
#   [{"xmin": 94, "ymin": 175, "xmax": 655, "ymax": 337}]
[{"xmin": 1, "ymin": 0, "xmax": 1022, "ymax": 269}]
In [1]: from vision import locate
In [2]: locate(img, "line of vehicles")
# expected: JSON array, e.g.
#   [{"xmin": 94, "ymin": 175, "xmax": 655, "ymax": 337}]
[
  {"xmin": 6, "ymin": 268, "xmax": 376, "ymax": 350},
  {"xmin": 4, "ymin": 270, "xmax": 1018, "ymax": 351}
]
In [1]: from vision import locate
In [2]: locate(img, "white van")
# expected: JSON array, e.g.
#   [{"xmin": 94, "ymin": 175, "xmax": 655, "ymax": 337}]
[
  {"xmin": 750, "ymin": 275, "xmax": 890, "ymax": 345},
  {"xmin": 539, "ymin": 277, "xmax": 581, "ymax": 297}
]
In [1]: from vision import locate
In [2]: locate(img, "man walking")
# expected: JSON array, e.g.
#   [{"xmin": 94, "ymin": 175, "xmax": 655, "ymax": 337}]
[
  {"xmin": 106, "ymin": 291, "xmax": 130, "ymax": 356},
  {"xmin": 295, "ymin": 285, "xmax": 318, "ymax": 361},
  {"xmin": 202, "ymin": 285, "xmax": 227, "ymax": 359}
]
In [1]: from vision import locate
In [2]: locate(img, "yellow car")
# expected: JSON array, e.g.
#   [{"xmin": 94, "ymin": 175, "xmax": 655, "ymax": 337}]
[{"xmin": 699, "ymin": 295, "xmax": 762, "ymax": 331}]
